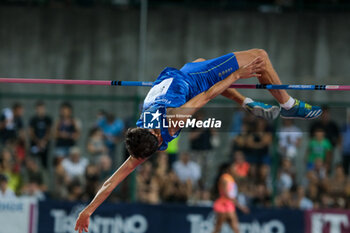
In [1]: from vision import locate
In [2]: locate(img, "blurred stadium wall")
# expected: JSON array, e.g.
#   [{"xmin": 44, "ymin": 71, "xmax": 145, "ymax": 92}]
[{"xmin": 0, "ymin": 7, "xmax": 350, "ymax": 103}]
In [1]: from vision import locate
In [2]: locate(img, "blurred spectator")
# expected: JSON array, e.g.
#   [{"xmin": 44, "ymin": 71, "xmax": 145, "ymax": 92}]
[
  {"xmin": 278, "ymin": 119, "xmax": 302, "ymax": 159},
  {"xmin": 67, "ymin": 179, "xmax": 84, "ymax": 202},
  {"xmin": 53, "ymin": 159, "xmax": 69, "ymax": 199},
  {"xmin": 306, "ymin": 128, "xmax": 332, "ymax": 171},
  {"xmin": 341, "ymin": 115, "xmax": 350, "ymax": 175},
  {"xmin": 231, "ymin": 122, "xmax": 250, "ymax": 154},
  {"xmin": 313, "ymin": 158, "xmax": 327, "ymax": 180},
  {"xmin": 229, "ymin": 109, "xmax": 245, "ymax": 138},
  {"xmin": 189, "ymin": 112, "xmax": 218, "ymax": 188},
  {"xmin": 61, "ymin": 147, "xmax": 88, "ymax": 181},
  {"xmin": 54, "ymin": 102, "xmax": 80, "ymax": 158},
  {"xmin": 29, "ymin": 101, "xmax": 52, "ymax": 168},
  {"xmin": 21, "ymin": 179, "xmax": 46, "ymax": 201},
  {"xmin": 87, "ymin": 127, "xmax": 108, "ymax": 163},
  {"xmin": 308, "ymin": 184, "xmax": 321, "ymax": 208},
  {"xmin": 193, "ymin": 189, "xmax": 213, "ymax": 207},
  {"xmin": 236, "ymin": 181, "xmax": 251, "ymax": 207},
  {"xmin": 98, "ymin": 154, "xmax": 113, "ymax": 183},
  {"xmin": 256, "ymin": 163, "xmax": 273, "ymax": 190},
  {"xmin": 310, "ymin": 106, "xmax": 340, "ymax": 147},
  {"xmin": 251, "ymin": 183, "xmax": 271, "ymax": 207},
  {"xmin": 0, "ymin": 148, "xmax": 21, "ymax": 193},
  {"xmin": 0, "ymin": 173, "xmax": 16, "ymax": 199},
  {"xmin": 22, "ymin": 157, "xmax": 47, "ymax": 192},
  {"xmin": 275, "ymin": 190, "xmax": 293, "ymax": 208},
  {"xmin": 136, "ymin": 162, "xmax": 160, "ymax": 204},
  {"xmin": 83, "ymin": 164, "xmax": 100, "ymax": 201},
  {"xmin": 154, "ymin": 152, "xmax": 169, "ymax": 185},
  {"xmin": 295, "ymin": 186, "xmax": 313, "ymax": 210},
  {"xmin": 325, "ymin": 164, "xmax": 347, "ymax": 200},
  {"xmin": 246, "ymin": 119, "xmax": 272, "ymax": 177},
  {"xmin": 277, "ymin": 158, "xmax": 295, "ymax": 193},
  {"xmin": 232, "ymin": 150, "xmax": 250, "ymax": 179},
  {"xmin": 302, "ymin": 170, "xmax": 318, "ymax": 191},
  {"xmin": 173, "ymin": 152, "xmax": 201, "ymax": 186},
  {"xmin": 150, "ymin": 152, "xmax": 169, "ymax": 202},
  {"xmin": 162, "ymin": 170, "xmax": 191, "ymax": 203},
  {"xmin": 320, "ymin": 192, "xmax": 335, "ymax": 208},
  {"xmin": 97, "ymin": 113, "xmax": 124, "ymax": 162},
  {"xmin": 14, "ymin": 136, "xmax": 26, "ymax": 172},
  {"xmin": 0, "ymin": 103, "xmax": 24, "ymax": 144},
  {"xmin": 302, "ymin": 168, "xmax": 327, "ymax": 208},
  {"xmin": 12, "ymin": 103, "xmax": 25, "ymax": 140},
  {"xmin": 0, "ymin": 108, "xmax": 12, "ymax": 144}
]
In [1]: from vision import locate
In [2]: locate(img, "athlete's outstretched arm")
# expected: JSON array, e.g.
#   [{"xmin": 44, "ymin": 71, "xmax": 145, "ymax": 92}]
[
  {"xmin": 168, "ymin": 57, "xmax": 264, "ymax": 118},
  {"xmin": 75, "ymin": 156, "xmax": 145, "ymax": 233}
]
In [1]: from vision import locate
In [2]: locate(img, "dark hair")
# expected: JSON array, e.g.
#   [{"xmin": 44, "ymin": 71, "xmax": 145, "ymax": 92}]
[
  {"xmin": 88, "ymin": 127, "xmax": 100, "ymax": 137},
  {"xmin": 60, "ymin": 101, "xmax": 72, "ymax": 110},
  {"xmin": 106, "ymin": 113, "xmax": 115, "ymax": 123},
  {"xmin": 12, "ymin": 102, "xmax": 22, "ymax": 110},
  {"xmin": 212, "ymin": 162, "xmax": 231, "ymax": 199},
  {"xmin": 68, "ymin": 179, "xmax": 82, "ymax": 193},
  {"xmin": 314, "ymin": 127, "xmax": 325, "ymax": 133},
  {"xmin": 125, "ymin": 128, "xmax": 158, "ymax": 159}
]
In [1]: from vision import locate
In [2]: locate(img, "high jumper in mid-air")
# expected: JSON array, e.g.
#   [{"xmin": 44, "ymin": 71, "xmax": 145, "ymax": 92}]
[{"xmin": 75, "ymin": 49, "xmax": 321, "ymax": 233}]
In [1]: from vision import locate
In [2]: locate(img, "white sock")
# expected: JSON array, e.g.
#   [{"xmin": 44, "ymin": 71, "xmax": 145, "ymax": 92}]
[
  {"xmin": 280, "ymin": 97, "xmax": 295, "ymax": 110},
  {"xmin": 242, "ymin": 97, "xmax": 254, "ymax": 107}
]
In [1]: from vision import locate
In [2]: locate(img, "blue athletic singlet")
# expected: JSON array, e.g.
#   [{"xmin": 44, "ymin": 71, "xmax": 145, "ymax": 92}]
[{"xmin": 136, "ymin": 53, "xmax": 239, "ymax": 150}]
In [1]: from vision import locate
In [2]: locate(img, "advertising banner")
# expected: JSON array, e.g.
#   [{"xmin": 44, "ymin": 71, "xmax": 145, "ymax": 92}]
[
  {"xmin": 305, "ymin": 209, "xmax": 350, "ymax": 233},
  {"xmin": 38, "ymin": 200, "xmax": 303, "ymax": 233},
  {"xmin": 0, "ymin": 198, "xmax": 37, "ymax": 233}
]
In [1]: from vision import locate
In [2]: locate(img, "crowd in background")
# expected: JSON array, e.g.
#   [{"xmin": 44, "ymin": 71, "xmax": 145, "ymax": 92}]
[
  {"xmin": 1, "ymin": 101, "xmax": 350, "ymax": 211},
  {"xmin": 0, "ymin": 101, "xmax": 125, "ymax": 202}
]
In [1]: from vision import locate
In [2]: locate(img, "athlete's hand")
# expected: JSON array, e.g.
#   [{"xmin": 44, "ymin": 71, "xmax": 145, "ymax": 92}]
[
  {"xmin": 237, "ymin": 56, "xmax": 264, "ymax": 79},
  {"xmin": 75, "ymin": 210, "xmax": 90, "ymax": 233}
]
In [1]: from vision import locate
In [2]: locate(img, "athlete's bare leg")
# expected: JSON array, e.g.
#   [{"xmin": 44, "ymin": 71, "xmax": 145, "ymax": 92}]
[
  {"xmin": 212, "ymin": 213, "xmax": 227, "ymax": 233},
  {"xmin": 191, "ymin": 51, "xmax": 321, "ymax": 120},
  {"xmin": 227, "ymin": 211, "xmax": 240, "ymax": 233},
  {"xmin": 190, "ymin": 57, "xmax": 280, "ymax": 120},
  {"xmin": 234, "ymin": 49, "xmax": 290, "ymax": 104},
  {"xmin": 221, "ymin": 88, "xmax": 246, "ymax": 105},
  {"xmin": 191, "ymin": 53, "xmax": 290, "ymax": 105},
  {"xmin": 221, "ymin": 88, "xmax": 247, "ymax": 106},
  {"xmin": 190, "ymin": 56, "xmax": 281, "ymax": 105}
]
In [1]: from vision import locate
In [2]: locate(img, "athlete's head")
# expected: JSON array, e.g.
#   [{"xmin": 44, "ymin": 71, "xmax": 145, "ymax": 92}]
[{"xmin": 125, "ymin": 128, "xmax": 158, "ymax": 160}]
